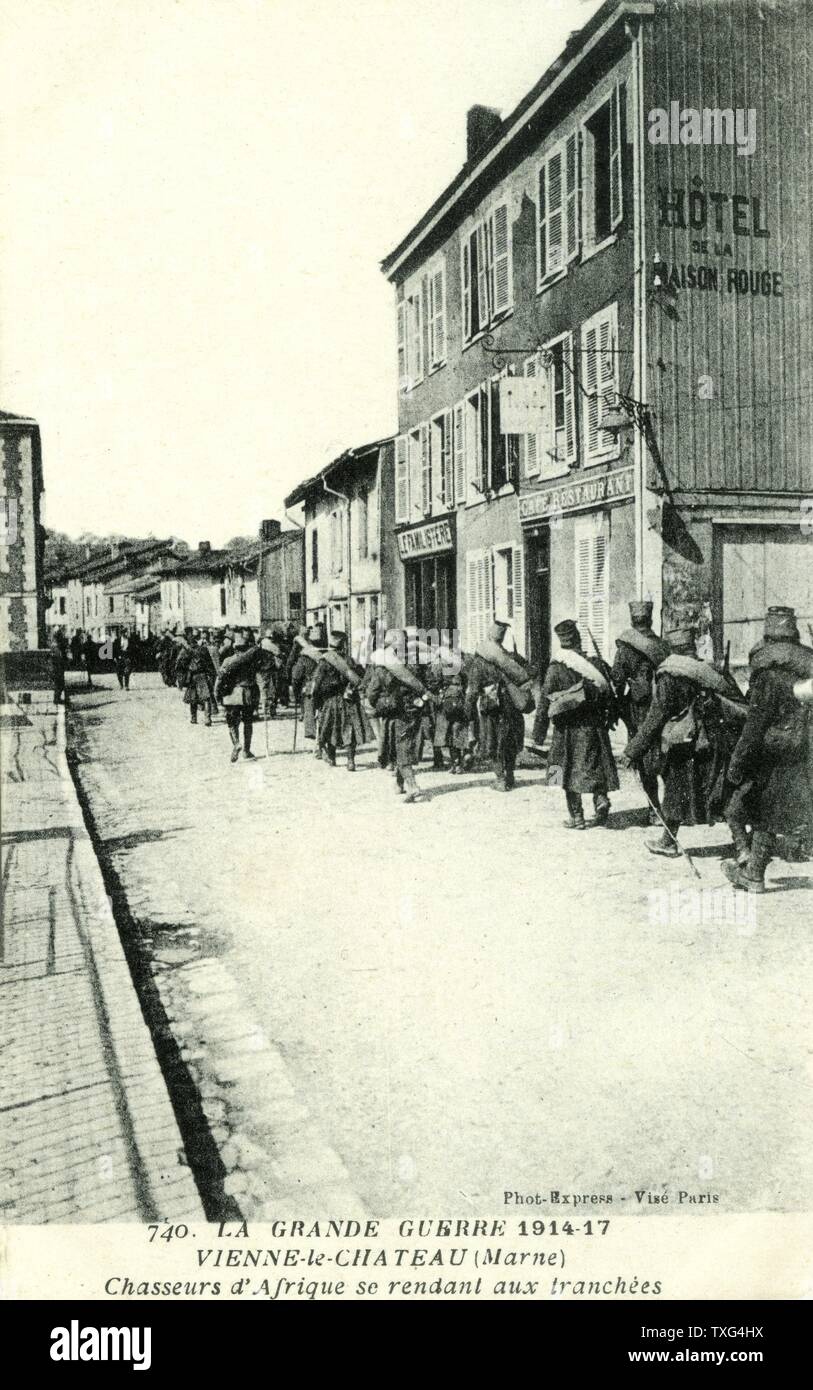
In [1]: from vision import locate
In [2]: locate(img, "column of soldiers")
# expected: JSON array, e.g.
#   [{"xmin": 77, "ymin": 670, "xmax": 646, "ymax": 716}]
[{"xmin": 154, "ymin": 602, "xmax": 813, "ymax": 894}]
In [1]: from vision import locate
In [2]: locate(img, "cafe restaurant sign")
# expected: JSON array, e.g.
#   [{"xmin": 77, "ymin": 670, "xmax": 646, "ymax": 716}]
[
  {"xmin": 519, "ymin": 464, "xmax": 634, "ymax": 523},
  {"xmin": 397, "ymin": 518, "xmax": 454, "ymax": 560}
]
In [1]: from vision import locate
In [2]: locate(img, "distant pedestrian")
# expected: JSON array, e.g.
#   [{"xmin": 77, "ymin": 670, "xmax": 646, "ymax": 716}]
[
  {"xmin": 311, "ymin": 630, "xmax": 371, "ymax": 770},
  {"xmin": 69, "ymin": 630, "xmax": 83, "ymax": 668},
  {"xmin": 466, "ymin": 621, "xmax": 534, "ymax": 791},
  {"xmin": 50, "ymin": 633, "xmax": 66, "ymax": 705},
  {"xmin": 113, "ymin": 631, "xmax": 133, "ymax": 690},
  {"xmin": 82, "ymin": 632, "xmax": 96, "ymax": 689},
  {"xmin": 366, "ymin": 630, "xmax": 430, "ymax": 803},
  {"xmin": 184, "ymin": 633, "xmax": 217, "ymax": 726}
]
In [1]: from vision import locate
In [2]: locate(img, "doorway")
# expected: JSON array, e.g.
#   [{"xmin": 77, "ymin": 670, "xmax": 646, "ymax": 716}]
[{"xmin": 525, "ymin": 527, "xmax": 551, "ymax": 672}]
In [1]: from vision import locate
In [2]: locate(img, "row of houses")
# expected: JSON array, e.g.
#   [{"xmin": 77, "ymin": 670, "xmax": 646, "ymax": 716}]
[{"xmin": 284, "ymin": 0, "xmax": 812, "ymax": 681}]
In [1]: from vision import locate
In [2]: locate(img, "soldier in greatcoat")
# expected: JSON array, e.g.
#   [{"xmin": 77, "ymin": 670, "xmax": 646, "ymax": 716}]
[
  {"xmin": 623, "ymin": 625, "xmax": 746, "ymax": 857},
  {"xmin": 290, "ymin": 623, "xmax": 327, "ymax": 756},
  {"xmin": 311, "ymin": 630, "xmax": 372, "ymax": 770},
  {"xmin": 723, "ymin": 606, "xmax": 813, "ymax": 892},
  {"xmin": 534, "ymin": 618, "xmax": 618, "ymax": 828},
  {"xmin": 365, "ymin": 630, "xmax": 431, "ymax": 802},
  {"xmin": 183, "ymin": 633, "xmax": 217, "ymax": 726},
  {"xmin": 465, "ymin": 622, "xmax": 535, "ymax": 791},
  {"xmin": 422, "ymin": 642, "xmax": 471, "ymax": 773},
  {"xmin": 213, "ymin": 633, "xmax": 262, "ymax": 762},
  {"xmin": 611, "ymin": 599, "xmax": 670, "ymax": 819}
]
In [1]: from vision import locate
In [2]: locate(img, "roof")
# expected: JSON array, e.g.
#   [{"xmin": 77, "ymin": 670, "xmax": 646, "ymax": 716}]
[
  {"xmin": 380, "ymin": 0, "xmax": 652, "ymax": 279},
  {"xmin": 284, "ymin": 435, "xmax": 395, "ymax": 509},
  {"xmin": 63, "ymin": 539, "xmax": 175, "ymax": 583},
  {"xmin": 0, "ymin": 410, "xmax": 39, "ymax": 425}
]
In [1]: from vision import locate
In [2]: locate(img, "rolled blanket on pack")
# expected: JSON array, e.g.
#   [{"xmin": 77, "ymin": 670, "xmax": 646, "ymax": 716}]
[
  {"xmin": 555, "ymin": 646, "xmax": 610, "ymax": 694},
  {"xmin": 293, "ymin": 636, "xmax": 327, "ymax": 663},
  {"xmin": 749, "ymin": 641, "xmax": 813, "ymax": 680},
  {"xmin": 657, "ymin": 654, "xmax": 732, "ymax": 693},
  {"xmin": 475, "ymin": 638, "xmax": 530, "ymax": 687},
  {"xmin": 615, "ymin": 629, "xmax": 671, "ymax": 667},
  {"xmin": 383, "ymin": 651, "xmax": 426, "ymax": 696},
  {"xmin": 320, "ymin": 649, "xmax": 361, "ymax": 687}
]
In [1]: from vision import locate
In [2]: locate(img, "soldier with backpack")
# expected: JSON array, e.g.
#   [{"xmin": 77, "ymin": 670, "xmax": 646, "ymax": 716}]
[
  {"xmin": 723, "ymin": 606, "xmax": 813, "ymax": 893},
  {"xmin": 213, "ymin": 633, "xmax": 263, "ymax": 762},
  {"xmin": 465, "ymin": 621, "xmax": 535, "ymax": 792},
  {"xmin": 623, "ymin": 624, "xmax": 747, "ymax": 857},
  {"xmin": 534, "ymin": 618, "xmax": 618, "ymax": 827},
  {"xmin": 611, "ymin": 599, "xmax": 670, "ymax": 820}
]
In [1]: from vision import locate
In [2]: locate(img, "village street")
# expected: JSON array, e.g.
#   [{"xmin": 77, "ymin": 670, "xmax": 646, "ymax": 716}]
[{"xmin": 66, "ymin": 671, "xmax": 813, "ymax": 1223}]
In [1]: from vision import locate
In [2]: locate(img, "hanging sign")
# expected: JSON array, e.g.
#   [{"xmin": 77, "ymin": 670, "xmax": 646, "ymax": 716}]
[{"xmin": 499, "ymin": 373, "xmax": 549, "ymax": 434}]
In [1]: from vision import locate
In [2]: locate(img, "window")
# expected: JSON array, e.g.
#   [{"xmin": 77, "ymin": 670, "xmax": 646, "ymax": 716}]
[
  {"xmin": 462, "ymin": 201, "xmax": 512, "ymax": 343},
  {"xmin": 407, "ymin": 426, "xmax": 428, "ymax": 520},
  {"xmin": 467, "ymin": 545, "xmax": 526, "ymax": 653},
  {"xmin": 289, "ymin": 591, "xmax": 302, "ymax": 613},
  {"xmin": 537, "ymin": 132, "xmax": 579, "ymax": 286},
  {"xmin": 399, "ymin": 262, "xmax": 447, "ymax": 390},
  {"xmin": 59, "ymin": 596, "xmax": 66, "ymax": 615},
  {"xmin": 311, "ymin": 527, "xmax": 319, "ymax": 581},
  {"xmin": 581, "ymin": 303, "xmax": 619, "ymax": 461},
  {"xmin": 220, "ymin": 584, "xmax": 227, "ymax": 616},
  {"xmin": 523, "ymin": 337, "xmax": 576, "ymax": 479},
  {"xmin": 330, "ymin": 509, "xmax": 345, "ymax": 574},
  {"xmin": 177, "ymin": 582, "xmax": 182, "ymax": 606},
  {"xmin": 575, "ymin": 515, "xmax": 609, "ymax": 657},
  {"xmin": 430, "ymin": 411, "xmax": 454, "ymax": 512},
  {"xmin": 453, "ymin": 402, "xmax": 465, "ymax": 504},
  {"xmin": 356, "ymin": 488, "xmax": 369, "ymax": 558},
  {"xmin": 406, "ymin": 289, "xmax": 423, "ymax": 387},
  {"xmin": 240, "ymin": 583, "xmax": 247, "ymax": 615},
  {"xmin": 582, "ymin": 86, "xmax": 622, "ymax": 250}
]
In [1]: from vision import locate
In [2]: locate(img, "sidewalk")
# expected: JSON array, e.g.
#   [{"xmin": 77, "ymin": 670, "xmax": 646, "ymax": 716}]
[{"xmin": 0, "ymin": 698, "xmax": 203, "ymax": 1223}]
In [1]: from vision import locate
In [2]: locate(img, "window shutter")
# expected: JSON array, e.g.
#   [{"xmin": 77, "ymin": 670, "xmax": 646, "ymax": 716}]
[
  {"xmin": 442, "ymin": 409, "xmax": 453, "ymax": 507},
  {"xmin": 476, "ymin": 221, "xmax": 489, "ymax": 331},
  {"xmin": 598, "ymin": 311, "xmax": 617, "ymax": 451},
  {"xmin": 462, "ymin": 235, "xmax": 472, "ymax": 342},
  {"xmin": 523, "ymin": 356, "xmax": 540, "ymax": 477},
  {"xmin": 610, "ymin": 86, "xmax": 622, "ymax": 229},
  {"xmin": 546, "ymin": 147, "xmax": 564, "ymax": 274},
  {"xmin": 467, "ymin": 551, "xmax": 481, "ymax": 650},
  {"xmin": 395, "ymin": 435, "xmax": 409, "ymax": 523},
  {"xmin": 583, "ymin": 321, "xmax": 599, "ymax": 456},
  {"xmin": 512, "ymin": 545, "xmax": 525, "ymax": 655},
  {"xmin": 411, "ymin": 293, "xmax": 423, "ymax": 383},
  {"xmin": 491, "ymin": 203, "xmax": 511, "ymax": 314},
  {"xmin": 565, "ymin": 131, "xmax": 580, "ymax": 261},
  {"xmin": 421, "ymin": 276, "xmax": 430, "ymax": 377},
  {"xmin": 576, "ymin": 533, "xmax": 592, "ymax": 638},
  {"xmin": 537, "ymin": 162, "xmax": 546, "ymax": 285},
  {"xmin": 490, "ymin": 378, "xmax": 506, "ymax": 490},
  {"xmin": 591, "ymin": 531, "xmax": 609, "ymax": 657},
  {"xmin": 482, "ymin": 551, "xmax": 492, "ymax": 644},
  {"xmin": 420, "ymin": 424, "xmax": 431, "ymax": 516},
  {"xmin": 431, "ymin": 265, "xmax": 445, "ymax": 364},
  {"xmin": 453, "ymin": 403, "xmax": 464, "ymax": 503},
  {"xmin": 397, "ymin": 302, "xmax": 407, "ymax": 388}
]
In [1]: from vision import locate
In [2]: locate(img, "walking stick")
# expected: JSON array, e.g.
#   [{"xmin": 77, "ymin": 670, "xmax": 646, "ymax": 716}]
[
  {"xmin": 636, "ymin": 773, "xmax": 702, "ymax": 880},
  {"xmin": 292, "ymin": 700, "xmax": 298, "ymax": 752},
  {"xmin": 264, "ymin": 699, "xmax": 270, "ymax": 756}
]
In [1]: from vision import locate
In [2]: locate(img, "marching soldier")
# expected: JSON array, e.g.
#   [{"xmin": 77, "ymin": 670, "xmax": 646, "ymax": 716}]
[
  {"xmin": 214, "ymin": 633, "xmax": 262, "ymax": 762},
  {"xmin": 112, "ymin": 630, "xmax": 133, "ymax": 691},
  {"xmin": 424, "ymin": 642, "xmax": 471, "ymax": 773},
  {"xmin": 290, "ymin": 623, "xmax": 328, "ymax": 756},
  {"xmin": 723, "ymin": 606, "xmax": 813, "ymax": 893},
  {"xmin": 50, "ymin": 631, "xmax": 66, "ymax": 705},
  {"xmin": 465, "ymin": 621, "xmax": 534, "ymax": 791},
  {"xmin": 366, "ymin": 629, "xmax": 431, "ymax": 803},
  {"xmin": 623, "ymin": 624, "xmax": 746, "ymax": 857},
  {"xmin": 611, "ymin": 600, "xmax": 670, "ymax": 819},
  {"xmin": 535, "ymin": 618, "xmax": 618, "ymax": 827},
  {"xmin": 311, "ymin": 630, "xmax": 371, "ymax": 770},
  {"xmin": 184, "ymin": 632, "xmax": 217, "ymax": 726}
]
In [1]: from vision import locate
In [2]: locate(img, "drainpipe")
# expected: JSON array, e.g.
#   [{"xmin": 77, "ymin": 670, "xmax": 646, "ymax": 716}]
[
  {"xmin": 628, "ymin": 16, "xmax": 646, "ymax": 601},
  {"xmin": 283, "ymin": 505, "xmax": 305, "ymax": 625},
  {"xmin": 322, "ymin": 464, "xmax": 351, "ymax": 639}
]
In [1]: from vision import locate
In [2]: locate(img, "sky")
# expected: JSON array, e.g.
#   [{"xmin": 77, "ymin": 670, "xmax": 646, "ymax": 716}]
[{"xmin": 0, "ymin": 0, "xmax": 601, "ymax": 546}]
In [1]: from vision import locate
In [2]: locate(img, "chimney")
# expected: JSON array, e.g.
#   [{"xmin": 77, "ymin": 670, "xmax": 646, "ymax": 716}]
[
  {"xmin": 198, "ymin": 541, "xmax": 211, "ymax": 554},
  {"xmin": 109, "ymin": 541, "xmax": 119, "ymax": 559},
  {"xmin": 466, "ymin": 105, "xmax": 501, "ymax": 163},
  {"xmin": 260, "ymin": 519, "xmax": 281, "ymax": 543}
]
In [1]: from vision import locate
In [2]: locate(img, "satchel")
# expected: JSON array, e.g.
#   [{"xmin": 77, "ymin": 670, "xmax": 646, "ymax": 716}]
[
  {"xmin": 479, "ymin": 682, "xmax": 501, "ymax": 714},
  {"xmin": 548, "ymin": 680, "xmax": 587, "ymax": 720},
  {"xmin": 505, "ymin": 679, "xmax": 535, "ymax": 714},
  {"xmin": 661, "ymin": 702, "xmax": 697, "ymax": 751}
]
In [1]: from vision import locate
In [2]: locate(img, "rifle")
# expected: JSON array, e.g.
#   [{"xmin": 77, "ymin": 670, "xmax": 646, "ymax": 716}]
[{"xmin": 585, "ymin": 624, "xmax": 620, "ymax": 729}]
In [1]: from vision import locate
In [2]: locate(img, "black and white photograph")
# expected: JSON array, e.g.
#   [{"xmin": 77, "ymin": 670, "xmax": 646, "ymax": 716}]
[{"xmin": 1, "ymin": 0, "xmax": 812, "ymax": 1328}]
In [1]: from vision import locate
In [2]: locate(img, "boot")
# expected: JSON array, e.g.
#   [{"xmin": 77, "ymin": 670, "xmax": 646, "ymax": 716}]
[
  {"xmin": 729, "ymin": 826, "xmax": 751, "ymax": 867},
  {"xmin": 324, "ymin": 744, "xmax": 337, "ymax": 767},
  {"xmin": 190, "ymin": 713, "xmax": 197, "ymax": 725},
  {"xmin": 432, "ymin": 747, "xmax": 445, "ymax": 771},
  {"xmin": 395, "ymin": 770, "xmax": 405, "ymax": 795},
  {"xmin": 588, "ymin": 794, "xmax": 610, "ymax": 827},
  {"xmin": 228, "ymin": 724, "xmax": 240, "ymax": 763},
  {"xmin": 646, "ymin": 829, "xmax": 680, "ymax": 858},
  {"xmin": 563, "ymin": 793, "xmax": 585, "ymax": 829},
  {"xmin": 347, "ymin": 751, "xmax": 356, "ymax": 772},
  {"xmin": 723, "ymin": 831, "xmax": 772, "ymax": 893},
  {"xmin": 402, "ymin": 767, "xmax": 422, "ymax": 803}
]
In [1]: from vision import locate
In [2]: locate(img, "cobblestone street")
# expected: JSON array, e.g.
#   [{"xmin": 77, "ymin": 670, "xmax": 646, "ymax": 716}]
[{"xmin": 67, "ymin": 671, "xmax": 813, "ymax": 1222}]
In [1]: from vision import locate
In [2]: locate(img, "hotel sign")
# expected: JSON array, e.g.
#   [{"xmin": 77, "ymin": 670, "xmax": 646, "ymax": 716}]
[
  {"xmin": 519, "ymin": 464, "xmax": 635, "ymax": 523},
  {"xmin": 397, "ymin": 518, "xmax": 454, "ymax": 560}
]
